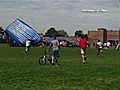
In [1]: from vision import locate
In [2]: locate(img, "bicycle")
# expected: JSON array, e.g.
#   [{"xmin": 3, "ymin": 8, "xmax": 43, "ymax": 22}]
[{"xmin": 38, "ymin": 49, "xmax": 52, "ymax": 65}]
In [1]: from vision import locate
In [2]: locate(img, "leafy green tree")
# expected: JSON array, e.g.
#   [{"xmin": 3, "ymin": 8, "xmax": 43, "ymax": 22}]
[
  {"xmin": 57, "ymin": 30, "xmax": 68, "ymax": 37},
  {"xmin": 84, "ymin": 34, "xmax": 88, "ymax": 40},
  {"xmin": 84, "ymin": 34, "xmax": 88, "ymax": 38},
  {"xmin": 45, "ymin": 27, "xmax": 57, "ymax": 37},
  {"xmin": 75, "ymin": 30, "xmax": 83, "ymax": 37}
]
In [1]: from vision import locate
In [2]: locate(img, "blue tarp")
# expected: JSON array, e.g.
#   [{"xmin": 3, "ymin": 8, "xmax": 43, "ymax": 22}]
[{"xmin": 5, "ymin": 18, "xmax": 42, "ymax": 46}]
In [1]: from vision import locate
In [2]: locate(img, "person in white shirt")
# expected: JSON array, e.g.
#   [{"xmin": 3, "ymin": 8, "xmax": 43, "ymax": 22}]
[
  {"xmin": 25, "ymin": 39, "xmax": 31, "ymax": 53},
  {"xmin": 107, "ymin": 41, "xmax": 111, "ymax": 49},
  {"xmin": 96, "ymin": 40, "xmax": 103, "ymax": 56},
  {"xmin": 49, "ymin": 36, "xmax": 60, "ymax": 65}
]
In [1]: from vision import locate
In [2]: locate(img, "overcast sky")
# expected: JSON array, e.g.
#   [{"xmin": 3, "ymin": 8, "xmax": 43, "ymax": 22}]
[{"xmin": 0, "ymin": 0, "xmax": 119, "ymax": 36}]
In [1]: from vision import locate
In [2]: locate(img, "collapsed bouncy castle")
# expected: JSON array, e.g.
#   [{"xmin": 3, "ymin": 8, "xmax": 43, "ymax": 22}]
[{"xmin": 5, "ymin": 18, "xmax": 43, "ymax": 46}]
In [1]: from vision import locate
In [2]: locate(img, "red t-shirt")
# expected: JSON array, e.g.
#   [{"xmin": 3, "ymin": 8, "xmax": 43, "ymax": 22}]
[{"xmin": 78, "ymin": 38, "xmax": 87, "ymax": 49}]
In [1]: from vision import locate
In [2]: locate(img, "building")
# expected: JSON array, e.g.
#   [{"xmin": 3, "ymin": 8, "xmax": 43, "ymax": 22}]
[{"xmin": 88, "ymin": 28, "xmax": 120, "ymax": 47}]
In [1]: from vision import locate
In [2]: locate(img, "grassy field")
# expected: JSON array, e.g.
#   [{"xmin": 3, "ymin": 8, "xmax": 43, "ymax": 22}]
[{"xmin": 0, "ymin": 44, "xmax": 120, "ymax": 90}]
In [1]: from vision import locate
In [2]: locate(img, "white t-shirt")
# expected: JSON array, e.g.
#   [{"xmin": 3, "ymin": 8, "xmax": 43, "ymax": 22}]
[
  {"xmin": 107, "ymin": 42, "xmax": 110, "ymax": 47},
  {"xmin": 51, "ymin": 40, "xmax": 59, "ymax": 50},
  {"xmin": 97, "ymin": 42, "xmax": 103, "ymax": 48},
  {"xmin": 26, "ymin": 40, "xmax": 31, "ymax": 47}
]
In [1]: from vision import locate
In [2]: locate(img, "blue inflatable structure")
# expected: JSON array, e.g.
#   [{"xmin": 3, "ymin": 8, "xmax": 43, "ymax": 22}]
[{"xmin": 5, "ymin": 18, "xmax": 43, "ymax": 46}]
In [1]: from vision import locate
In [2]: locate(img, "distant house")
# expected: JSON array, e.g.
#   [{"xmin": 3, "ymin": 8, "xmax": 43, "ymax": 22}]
[{"xmin": 88, "ymin": 28, "xmax": 120, "ymax": 47}]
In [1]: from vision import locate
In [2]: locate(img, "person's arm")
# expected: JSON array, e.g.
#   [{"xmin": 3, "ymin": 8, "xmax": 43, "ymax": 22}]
[
  {"xmin": 86, "ymin": 41, "xmax": 89, "ymax": 44},
  {"xmin": 77, "ymin": 38, "xmax": 80, "ymax": 42},
  {"xmin": 86, "ymin": 41, "xmax": 89, "ymax": 47}
]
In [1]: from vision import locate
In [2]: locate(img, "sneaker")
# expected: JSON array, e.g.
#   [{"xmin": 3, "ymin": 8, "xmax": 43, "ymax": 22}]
[
  {"xmin": 83, "ymin": 60, "xmax": 86, "ymax": 64},
  {"xmin": 84, "ymin": 57, "xmax": 86, "ymax": 61}
]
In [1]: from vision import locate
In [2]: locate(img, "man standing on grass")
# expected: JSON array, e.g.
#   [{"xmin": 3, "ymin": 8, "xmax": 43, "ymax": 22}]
[
  {"xmin": 96, "ymin": 40, "xmax": 103, "ymax": 56},
  {"xmin": 77, "ymin": 35, "xmax": 88, "ymax": 64},
  {"xmin": 25, "ymin": 39, "xmax": 31, "ymax": 53},
  {"xmin": 49, "ymin": 36, "xmax": 60, "ymax": 66}
]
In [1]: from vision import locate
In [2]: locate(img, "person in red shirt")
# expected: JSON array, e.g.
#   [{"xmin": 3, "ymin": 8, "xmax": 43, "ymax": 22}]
[{"xmin": 77, "ymin": 35, "xmax": 88, "ymax": 64}]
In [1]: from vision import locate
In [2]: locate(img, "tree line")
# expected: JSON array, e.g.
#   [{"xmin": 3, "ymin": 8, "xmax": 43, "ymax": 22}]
[{"xmin": 42, "ymin": 27, "xmax": 88, "ymax": 38}]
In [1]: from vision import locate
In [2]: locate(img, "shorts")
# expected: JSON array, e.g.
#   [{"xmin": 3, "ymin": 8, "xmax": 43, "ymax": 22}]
[
  {"xmin": 98, "ymin": 48, "xmax": 103, "ymax": 52},
  {"xmin": 52, "ymin": 50, "xmax": 59, "ymax": 58},
  {"xmin": 80, "ymin": 49, "xmax": 86, "ymax": 55}
]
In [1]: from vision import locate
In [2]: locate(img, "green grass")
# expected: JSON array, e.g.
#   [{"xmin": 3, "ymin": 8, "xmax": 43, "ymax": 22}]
[{"xmin": 0, "ymin": 44, "xmax": 120, "ymax": 90}]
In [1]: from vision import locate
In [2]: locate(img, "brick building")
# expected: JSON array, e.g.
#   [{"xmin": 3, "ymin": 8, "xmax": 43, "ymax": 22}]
[{"xmin": 88, "ymin": 28, "xmax": 120, "ymax": 47}]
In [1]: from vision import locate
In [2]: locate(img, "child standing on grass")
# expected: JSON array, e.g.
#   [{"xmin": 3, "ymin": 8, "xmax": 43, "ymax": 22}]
[
  {"xmin": 49, "ymin": 36, "xmax": 60, "ymax": 66},
  {"xmin": 96, "ymin": 40, "xmax": 103, "ymax": 56},
  {"xmin": 77, "ymin": 35, "xmax": 88, "ymax": 64},
  {"xmin": 25, "ymin": 39, "xmax": 31, "ymax": 53}
]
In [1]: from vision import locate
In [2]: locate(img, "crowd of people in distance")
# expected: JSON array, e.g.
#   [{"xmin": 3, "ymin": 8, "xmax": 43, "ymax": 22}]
[
  {"xmin": 92, "ymin": 40, "xmax": 120, "ymax": 57},
  {"xmin": 24, "ymin": 35, "xmax": 120, "ymax": 65},
  {"xmin": 92, "ymin": 40, "xmax": 120, "ymax": 50}
]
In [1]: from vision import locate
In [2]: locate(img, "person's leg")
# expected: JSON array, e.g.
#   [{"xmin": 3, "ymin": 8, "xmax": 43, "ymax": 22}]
[
  {"xmin": 51, "ymin": 56, "xmax": 54, "ymax": 64},
  {"xmin": 28, "ymin": 46, "xmax": 30, "ymax": 51},
  {"xmin": 81, "ymin": 49, "xmax": 85, "ymax": 63},
  {"xmin": 54, "ymin": 50, "xmax": 59, "ymax": 65},
  {"xmin": 84, "ymin": 49, "xmax": 87, "ymax": 62},
  {"xmin": 54, "ymin": 57, "xmax": 58, "ymax": 66},
  {"xmin": 116, "ymin": 44, "xmax": 119, "ymax": 50},
  {"xmin": 82, "ymin": 55, "xmax": 85, "ymax": 63},
  {"xmin": 84, "ymin": 55, "xmax": 86, "ymax": 61},
  {"xmin": 56, "ymin": 58, "xmax": 58, "ymax": 65},
  {"xmin": 97, "ymin": 48, "xmax": 100, "ymax": 56},
  {"xmin": 51, "ymin": 50, "xmax": 55, "ymax": 65},
  {"xmin": 98, "ymin": 48, "xmax": 103, "ymax": 56},
  {"xmin": 100, "ymin": 48, "xmax": 103, "ymax": 56},
  {"xmin": 26, "ymin": 46, "xmax": 28, "ymax": 53}
]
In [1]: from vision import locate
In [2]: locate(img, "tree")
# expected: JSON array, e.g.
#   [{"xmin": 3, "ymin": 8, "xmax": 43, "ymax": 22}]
[
  {"xmin": 75, "ymin": 30, "xmax": 83, "ymax": 37},
  {"xmin": 84, "ymin": 34, "xmax": 88, "ymax": 38},
  {"xmin": 84, "ymin": 34, "xmax": 88, "ymax": 40},
  {"xmin": 45, "ymin": 27, "xmax": 57, "ymax": 37},
  {"xmin": 57, "ymin": 30, "xmax": 68, "ymax": 37}
]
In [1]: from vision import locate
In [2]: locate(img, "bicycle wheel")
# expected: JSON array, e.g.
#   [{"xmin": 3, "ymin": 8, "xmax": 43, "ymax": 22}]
[{"xmin": 38, "ymin": 56, "xmax": 46, "ymax": 65}]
